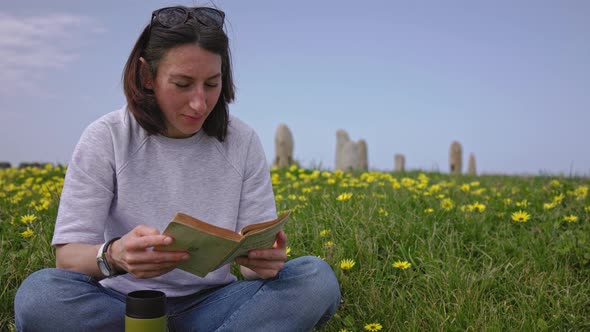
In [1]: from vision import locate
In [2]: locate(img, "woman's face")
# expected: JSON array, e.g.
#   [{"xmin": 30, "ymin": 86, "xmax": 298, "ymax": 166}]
[{"xmin": 149, "ymin": 44, "xmax": 223, "ymax": 138}]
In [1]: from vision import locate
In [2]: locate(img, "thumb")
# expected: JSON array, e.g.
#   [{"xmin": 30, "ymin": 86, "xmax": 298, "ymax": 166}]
[
  {"xmin": 274, "ymin": 230, "xmax": 287, "ymax": 249},
  {"xmin": 132, "ymin": 225, "xmax": 161, "ymax": 237}
]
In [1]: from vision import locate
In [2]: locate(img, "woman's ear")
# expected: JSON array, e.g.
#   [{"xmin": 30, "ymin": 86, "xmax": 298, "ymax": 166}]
[{"xmin": 139, "ymin": 57, "xmax": 154, "ymax": 89}]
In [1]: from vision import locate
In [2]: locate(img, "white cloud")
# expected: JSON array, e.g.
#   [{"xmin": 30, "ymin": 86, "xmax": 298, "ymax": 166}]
[{"xmin": 0, "ymin": 12, "xmax": 104, "ymax": 97}]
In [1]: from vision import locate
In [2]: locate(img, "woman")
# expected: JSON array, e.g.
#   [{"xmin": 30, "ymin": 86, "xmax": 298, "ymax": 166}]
[{"xmin": 15, "ymin": 6, "xmax": 340, "ymax": 331}]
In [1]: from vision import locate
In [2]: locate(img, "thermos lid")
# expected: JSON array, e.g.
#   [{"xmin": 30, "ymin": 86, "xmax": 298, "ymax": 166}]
[{"xmin": 126, "ymin": 290, "xmax": 166, "ymax": 319}]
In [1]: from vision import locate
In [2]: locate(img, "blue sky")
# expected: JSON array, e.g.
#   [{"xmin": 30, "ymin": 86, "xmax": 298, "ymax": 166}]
[{"xmin": 1, "ymin": 0, "xmax": 589, "ymax": 175}]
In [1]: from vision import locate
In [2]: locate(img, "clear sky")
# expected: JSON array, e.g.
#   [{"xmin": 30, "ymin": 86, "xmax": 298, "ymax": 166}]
[{"xmin": 1, "ymin": 0, "xmax": 589, "ymax": 176}]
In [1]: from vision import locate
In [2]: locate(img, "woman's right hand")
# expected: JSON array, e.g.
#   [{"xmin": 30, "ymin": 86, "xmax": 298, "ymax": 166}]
[{"xmin": 109, "ymin": 225, "xmax": 189, "ymax": 279}]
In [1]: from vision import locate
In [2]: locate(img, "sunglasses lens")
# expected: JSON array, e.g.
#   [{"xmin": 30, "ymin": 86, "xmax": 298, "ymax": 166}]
[
  {"xmin": 157, "ymin": 7, "xmax": 188, "ymax": 27},
  {"xmin": 195, "ymin": 8, "xmax": 224, "ymax": 28}
]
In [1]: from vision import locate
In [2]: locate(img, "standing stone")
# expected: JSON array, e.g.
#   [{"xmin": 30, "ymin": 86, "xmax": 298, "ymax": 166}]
[
  {"xmin": 394, "ymin": 154, "xmax": 405, "ymax": 172},
  {"xmin": 449, "ymin": 141, "xmax": 463, "ymax": 175},
  {"xmin": 467, "ymin": 153, "xmax": 477, "ymax": 176},
  {"xmin": 335, "ymin": 129, "xmax": 351, "ymax": 170},
  {"xmin": 273, "ymin": 123, "xmax": 295, "ymax": 168},
  {"xmin": 357, "ymin": 139, "xmax": 368, "ymax": 171},
  {"xmin": 341, "ymin": 141, "xmax": 360, "ymax": 171}
]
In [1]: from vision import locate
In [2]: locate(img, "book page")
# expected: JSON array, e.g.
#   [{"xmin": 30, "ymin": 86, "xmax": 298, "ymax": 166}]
[{"xmin": 219, "ymin": 213, "xmax": 290, "ymax": 266}]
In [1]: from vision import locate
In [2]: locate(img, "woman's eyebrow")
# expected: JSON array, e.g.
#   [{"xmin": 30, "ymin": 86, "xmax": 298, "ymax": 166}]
[{"xmin": 170, "ymin": 73, "xmax": 221, "ymax": 80}]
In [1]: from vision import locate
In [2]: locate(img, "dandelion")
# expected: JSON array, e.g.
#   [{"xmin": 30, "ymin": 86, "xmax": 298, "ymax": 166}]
[
  {"xmin": 392, "ymin": 261, "xmax": 411, "ymax": 270},
  {"xmin": 320, "ymin": 229, "xmax": 331, "ymax": 237},
  {"xmin": 21, "ymin": 228, "xmax": 34, "ymax": 238},
  {"xmin": 511, "ymin": 210, "xmax": 531, "ymax": 223},
  {"xmin": 364, "ymin": 323, "xmax": 383, "ymax": 331},
  {"xmin": 563, "ymin": 215, "xmax": 578, "ymax": 223},
  {"xmin": 340, "ymin": 259, "xmax": 356, "ymax": 270},
  {"xmin": 336, "ymin": 192, "xmax": 353, "ymax": 201},
  {"xmin": 20, "ymin": 214, "xmax": 37, "ymax": 224},
  {"xmin": 503, "ymin": 198, "xmax": 512, "ymax": 206},
  {"xmin": 574, "ymin": 186, "xmax": 588, "ymax": 200},
  {"xmin": 324, "ymin": 241, "xmax": 334, "ymax": 248},
  {"xmin": 471, "ymin": 202, "xmax": 486, "ymax": 212},
  {"xmin": 543, "ymin": 202, "xmax": 556, "ymax": 210},
  {"xmin": 378, "ymin": 207, "xmax": 389, "ymax": 216},
  {"xmin": 552, "ymin": 194, "xmax": 564, "ymax": 204},
  {"xmin": 516, "ymin": 199, "xmax": 528, "ymax": 207},
  {"xmin": 424, "ymin": 208, "xmax": 434, "ymax": 213},
  {"xmin": 285, "ymin": 247, "xmax": 291, "ymax": 256},
  {"xmin": 440, "ymin": 198, "xmax": 454, "ymax": 210},
  {"xmin": 460, "ymin": 184, "xmax": 470, "ymax": 192}
]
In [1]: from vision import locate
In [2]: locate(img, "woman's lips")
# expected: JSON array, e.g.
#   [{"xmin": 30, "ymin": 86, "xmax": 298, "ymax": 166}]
[{"xmin": 183, "ymin": 114, "xmax": 204, "ymax": 122}]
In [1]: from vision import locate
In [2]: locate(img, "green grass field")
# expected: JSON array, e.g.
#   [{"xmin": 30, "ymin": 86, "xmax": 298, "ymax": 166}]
[{"xmin": 1, "ymin": 165, "xmax": 589, "ymax": 331}]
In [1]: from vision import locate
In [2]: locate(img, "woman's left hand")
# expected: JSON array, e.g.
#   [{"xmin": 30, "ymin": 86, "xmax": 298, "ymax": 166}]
[{"xmin": 235, "ymin": 230, "xmax": 288, "ymax": 279}]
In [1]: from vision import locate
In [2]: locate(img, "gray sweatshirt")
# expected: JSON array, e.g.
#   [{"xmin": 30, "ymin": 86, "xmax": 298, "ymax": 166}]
[{"xmin": 52, "ymin": 107, "xmax": 277, "ymax": 297}]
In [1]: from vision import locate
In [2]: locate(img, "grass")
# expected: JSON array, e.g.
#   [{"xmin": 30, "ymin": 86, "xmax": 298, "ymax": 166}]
[{"xmin": 1, "ymin": 165, "xmax": 589, "ymax": 331}]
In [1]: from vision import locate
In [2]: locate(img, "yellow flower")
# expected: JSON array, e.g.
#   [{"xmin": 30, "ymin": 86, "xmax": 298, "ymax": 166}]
[
  {"xmin": 543, "ymin": 202, "xmax": 556, "ymax": 210},
  {"xmin": 324, "ymin": 241, "xmax": 334, "ymax": 248},
  {"xmin": 550, "ymin": 179, "xmax": 561, "ymax": 187},
  {"xmin": 21, "ymin": 227, "xmax": 34, "ymax": 238},
  {"xmin": 392, "ymin": 260, "xmax": 411, "ymax": 269},
  {"xmin": 424, "ymin": 208, "xmax": 434, "ymax": 213},
  {"xmin": 460, "ymin": 184, "xmax": 470, "ymax": 192},
  {"xmin": 511, "ymin": 210, "xmax": 531, "ymax": 223},
  {"xmin": 320, "ymin": 229, "xmax": 331, "ymax": 237},
  {"xmin": 365, "ymin": 323, "xmax": 383, "ymax": 331},
  {"xmin": 516, "ymin": 199, "xmax": 528, "ymax": 207},
  {"xmin": 563, "ymin": 215, "xmax": 578, "ymax": 222},
  {"xmin": 471, "ymin": 202, "xmax": 486, "ymax": 212},
  {"xmin": 574, "ymin": 186, "xmax": 588, "ymax": 200},
  {"xmin": 336, "ymin": 192, "xmax": 353, "ymax": 201},
  {"xmin": 552, "ymin": 194, "xmax": 564, "ymax": 204},
  {"xmin": 20, "ymin": 214, "xmax": 37, "ymax": 224},
  {"xmin": 378, "ymin": 207, "xmax": 389, "ymax": 216},
  {"xmin": 440, "ymin": 198, "xmax": 454, "ymax": 210},
  {"xmin": 340, "ymin": 259, "xmax": 356, "ymax": 270},
  {"xmin": 285, "ymin": 246, "xmax": 291, "ymax": 256},
  {"xmin": 503, "ymin": 198, "xmax": 512, "ymax": 206}
]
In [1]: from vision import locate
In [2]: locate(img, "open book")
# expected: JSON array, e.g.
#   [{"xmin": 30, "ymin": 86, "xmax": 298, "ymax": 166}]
[{"xmin": 155, "ymin": 211, "xmax": 291, "ymax": 277}]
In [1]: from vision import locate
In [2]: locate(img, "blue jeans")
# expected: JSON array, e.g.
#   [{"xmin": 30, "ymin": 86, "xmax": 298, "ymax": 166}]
[{"xmin": 14, "ymin": 256, "xmax": 340, "ymax": 332}]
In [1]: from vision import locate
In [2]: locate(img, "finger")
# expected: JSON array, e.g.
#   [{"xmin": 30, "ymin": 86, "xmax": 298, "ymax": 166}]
[
  {"xmin": 244, "ymin": 267, "xmax": 280, "ymax": 279},
  {"xmin": 128, "ymin": 234, "xmax": 173, "ymax": 250},
  {"xmin": 236, "ymin": 256, "xmax": 284, "ymax": 270},
  {"xmin": 124, "ymin": 250, "xmax": 189, "ymax": 265},
  {"xmin": 248, "ymin": 247, "xmax": 287, "ymax": 261}
]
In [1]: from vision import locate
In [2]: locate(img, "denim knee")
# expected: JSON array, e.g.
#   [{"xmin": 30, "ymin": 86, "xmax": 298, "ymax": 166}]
[
  {"xmin": 14, "ymin": 268, "xmax": 93, "ymax": 329},
  {"xmin": 285, "ymin": 256, "xmax": 341, "ymax": 308}
]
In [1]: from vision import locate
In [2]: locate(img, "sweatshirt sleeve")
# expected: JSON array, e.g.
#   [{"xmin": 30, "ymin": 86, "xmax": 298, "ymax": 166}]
[
  {"xmin": 52, "ymin": 121, "xmax": 116, "ymax": 245},
  {"xmin": 236, "ymin": 130, "xmax": 277, "ymax": 231}
]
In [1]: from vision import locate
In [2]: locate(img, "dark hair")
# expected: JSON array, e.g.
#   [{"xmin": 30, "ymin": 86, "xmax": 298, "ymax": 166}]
[{"xmin": 122, "ymin": 8, "xmax": 235, "ymax": 141}]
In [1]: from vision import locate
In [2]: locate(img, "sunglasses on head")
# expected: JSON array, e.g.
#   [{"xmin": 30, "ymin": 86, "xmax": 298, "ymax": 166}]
[{"xmin": 150, "ymin": 6, "xmax": 225, "ymax": 30}]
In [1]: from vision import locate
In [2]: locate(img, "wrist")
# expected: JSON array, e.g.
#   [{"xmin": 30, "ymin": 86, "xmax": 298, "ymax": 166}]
[{"xmin": 106, "ymin": 239, "xmax": 125, "ymax": 275}]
